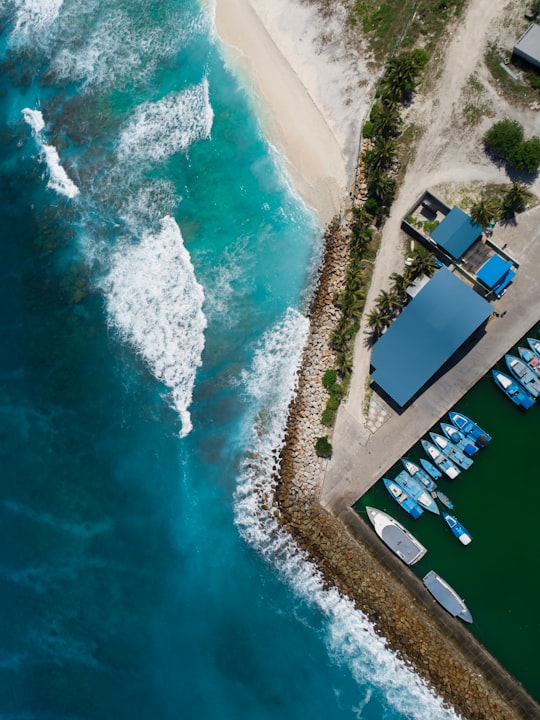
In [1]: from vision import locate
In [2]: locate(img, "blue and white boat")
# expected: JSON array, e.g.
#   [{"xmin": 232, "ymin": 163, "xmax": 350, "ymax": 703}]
[
  {"xmin": 420, "ymin": 457, "xmax": 442, "ymax": 480},
  {"xmin": 383, "ymin": 479, "xmax": 424, "ymax": 519},
  {"xmin": 393, "ymin": 470, "xmax": 440, "ymax": 515},
  {"xmin": 440, "ymin": 422, "xmax": 478, "ymax": 457},
  {"xmin": 505, "ymin": 354, "xmax": 540, "ymax": 398},
  {"xmin": 449, "ymin": 411, "xmax": 491, "ymax": 446},
  {"xmin": 429, "ymin": 432, "xmax": 473, "ymax": 470},
  {"xmin": 401, "ymin": 457, "xmax": 436, "ymax": 492},
  {"xmin": 518, "ymin": 346, "xmax": 540, "ymax": 377},
  {"xmin": 492, "ymin": 370, "xmax": 535, "ymax": 409},
  {"xmin": 442, "ymin": 512, "xmax": 472, "ymax": 546},
  {"xmin": 527, "ymin": 336, "xmax": 540, "ymax": 358},
  {"xmin": 421, "ymin": 440, "xmax": 461, "ymax": 480}
]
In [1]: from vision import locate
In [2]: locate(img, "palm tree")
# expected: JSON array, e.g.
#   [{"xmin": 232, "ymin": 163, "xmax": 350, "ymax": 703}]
[
  {"xmin": 364, "ymin": 137, "xmax": 396, "ymax": 173},
  {"xmin": 409, "ymin": 248, "xmax": 439, "ymax": 279},
  {"xmin": 390, "ymin": 272, "xmax": 411, "ymax": 302},
  {"xmin": 366, "ymin": 307, "xmax": 390, "ymax": 340},
  {"xmin": 470, "ymin": 197, "xmax": 501, "ymax": 228},
  {"xmin": 367, "ymin": 171, "xmax": 396, "ymax": 206},
  {"xmin": 381, "ymin": 54, "xmax": 418, "ymax": 102},
  {"xmin": 376, "ymin": 289, "xmax": 401, "ymax": 315},
  {"xmin": 372, "ymin": 103, "xmax": 402, "ymax": 138},
  {"xmin": 502, "ymin": 182, "xmax": 533, "ymax": 215}
]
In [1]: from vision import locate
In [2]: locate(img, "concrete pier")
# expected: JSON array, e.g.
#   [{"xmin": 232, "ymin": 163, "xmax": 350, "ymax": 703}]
[{"xmin": 322, "ymin": 205, "xmax": 540, "ymax": 514}]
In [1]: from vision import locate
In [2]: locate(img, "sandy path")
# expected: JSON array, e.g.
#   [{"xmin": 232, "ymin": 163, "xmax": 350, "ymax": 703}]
[
  {"xmin": 214, "ymin": 0, "xmax": 375, "ymax": 224},
  {"xmin": 343, "ymin": 0, "xmax": 539, "ymax": 425}
]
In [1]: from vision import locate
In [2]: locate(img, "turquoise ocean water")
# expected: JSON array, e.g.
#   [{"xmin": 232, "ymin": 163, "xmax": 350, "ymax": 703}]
[{"xmin": 0, "ymin": 2, "xmax": 460, "ymax": 718}]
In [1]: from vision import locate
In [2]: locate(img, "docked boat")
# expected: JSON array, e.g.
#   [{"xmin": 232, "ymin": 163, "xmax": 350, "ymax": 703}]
[
  {"xmin": 421, "ymin": 440, "xmax": 461, "ymax": 480},
  {"xmin": 527, "ymin": 336, "xmax": 540, "ymax": 358},
  {"xmin": 492, "ymin": 370, "xmax": 535, "ymax": 409},
  {"xmin": 401, "ymin": 457, "xmax": 436, "ymax": 492},
  {"xmin": 423, "ymin": 570, "xmax": 473, "ymax": 623},
  {"xmin": 393, "ymin": 471, "xmax": 440, "ymax": 515},
  {"xmin": 383, "ymin": 479, "xmax": 424, "ymax": 519},
  {"xmin": 518, "ymin": 346, "xmax": 540, "ymax": 376},
  {"xmin": 429, "ymin": 432, "xmax": 473, "ymax": 470},
  {"xmin": 448, "ymin": 411, "xmax": 491, "ymax": 446},
  {"xmin": 434, "ymin": 490, "xmax": 454, "ymax": 510},
  {"xmin": 505, "ymin": 354, "xmax": 540, "ymax": 398},
  {"xmin": 366, "ymin": 507, "xmax": 427, "ymax": 565},
  {"xmin": 440, "ymin": 422, "xmax": 478, "ymax": 457},
  {"xmin": 442, "ymin": 512, "xmax": 472, "ymax": 545},
  {"xmin": 420, "ymin": 457, "xmax": 442, "ymax": 480}
]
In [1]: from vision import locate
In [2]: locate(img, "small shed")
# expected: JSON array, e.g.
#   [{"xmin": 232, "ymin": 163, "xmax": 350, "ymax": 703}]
[
  {"xmin": 430, "ymin": 207, "xmax": 483, "ymax": 260},
  {"xmin": 476, "ymin": 255, "xmax": 516, "ymax": 297},
  {"xmin": 514, "ymin": 24, "xmax": 540, "ymax": 70}
]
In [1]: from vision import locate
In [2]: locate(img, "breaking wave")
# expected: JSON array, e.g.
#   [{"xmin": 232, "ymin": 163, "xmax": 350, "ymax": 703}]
[
  {"xmin": 117, "ymin": 79, "xmax": 213, "ymax": 164},
  {"xmin": 104, "ymin": 216, "xmax": 206, "ymax": 438},
  {"xmin": 22, "ymin": 108, "xmax": 79, "ymax": 199},
  {"xmin": 4, "ymin": 0, "xmax": 63, "ymax": 41},
  {"xmin": 235, "ymin": 310, "xmax": 461, "ymax": 720}
]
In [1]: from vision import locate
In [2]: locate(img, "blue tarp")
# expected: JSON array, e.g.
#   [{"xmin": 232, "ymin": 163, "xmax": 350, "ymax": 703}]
[
  {"xmin": 476, "ymin": 255, "xmax": 516, "ymax": 295},
  {"xmin": 371, "ymin": 268, "xmax": 493, "ymax": 406},
  {"xmin": 430, "ymin": 207, "xmax": 483, "ymax": 260}
]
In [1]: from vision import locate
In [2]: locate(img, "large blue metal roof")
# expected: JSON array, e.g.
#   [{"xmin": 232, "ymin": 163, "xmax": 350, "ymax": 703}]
[
  {"xmin": 477, "ymin": 255, "xmax": 516, "ymax": 295},
  {"xmin": 430, "ymin": 207, "xmax": 483, "ymax": 260},
  {"xmin": 370, "ymin": 268, "xmax": 493, "ymax": 406}
]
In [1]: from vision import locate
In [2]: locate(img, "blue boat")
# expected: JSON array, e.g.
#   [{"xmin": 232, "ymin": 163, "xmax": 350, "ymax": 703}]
[
  {"xmin": 440, "ymin": 422, "xmax": 478, "ymax": 457},
  {"xmin": 505, "ymin": 354, "xmax": 540, "ymax": 398},
  {"xmin": 434, "ymin": 490, "xmax": 454, "ymax": 510},
  {"xmin": 492, "ymin": 370, "xmax": 535, "ymax": 409},
  {"xmin": 518, "ymin": 346, "xmax": 540, "ymax": 377},
  {"xmin": 393, "ymin": 470, "xmax": 440, "ymax": 515},
  {"xmin": 421, "ymin": 439, "xmax": 461, "ymax": 480},
  {"xmin": 401, "ymin": 457, "xmax": 436, "ymax": 492},
  {"xmin": 442, "ymin": 512, "xmax": 472, "ymax": 545},
  {"xmin": 423, "ymin": 571, "xmax": 473, "ymax": 623},
  {"xmin": 449, "ymin": 411, "xmax": 491, "ymax": 446},
  {"xmin": 383, "ymin": 479, "xmax": 424, "ymax": 519},
  {"xmin": 420, "ymin": 457, "xmax": 442, "ymax": 480},
  {"xmin": 527, "ymin": 336, "xmax": 540, "ymax": 358},
  {"xmin": 429, "ymin": 432, "xmax": 473, "ymax": 470}
]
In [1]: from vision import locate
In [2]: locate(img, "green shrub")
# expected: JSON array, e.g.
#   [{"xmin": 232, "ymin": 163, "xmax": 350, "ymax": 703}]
[
  {"xmin": 326, "ymin": 395, "xmax": 340, "ymax": 412},
  {"xmin": 321, "ymin": 408, "xmax": 336, "ymax": 427},
  {"xmin": 315, "ymin": 436, "xmax": 333, "ymax": 458},
  {"xmin": 509, "ymin": 137, "xmax": 540, "ymax": 173},
  {"xmin": 322, "ymin": 368, "xmax": 337, "ymax": 390},
  {"xmin": 330, "ymin": 382, "xmax": 345, "ymax": 400},
  {"xmin": 411, "ymin": 48, "xmax": 429, "ymax": 69},
  {"xmin": 363, "ymin": 197, "xmax": 381, "ymax": 216},
  {"xmin": 362, "ymin": 120, "xmax": 374, "ymax": 139},
  {"xmin": 484, "ymin": 119, "xmax": 524, "ymax": 160},
  {"xmin": 531, "ymin": 75, "xmax": 540, "ymax": 90}
]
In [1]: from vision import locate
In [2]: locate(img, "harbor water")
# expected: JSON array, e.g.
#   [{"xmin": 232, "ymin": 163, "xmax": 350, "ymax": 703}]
[{"xmin": 0, "ymin": 1, "xmax": 460, "ymax": 719}]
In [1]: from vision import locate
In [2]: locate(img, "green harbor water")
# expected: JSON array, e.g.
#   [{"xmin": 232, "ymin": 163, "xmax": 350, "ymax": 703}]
[{"xmin": 355, "ymin": 325, "xmax": 540, "ymax": 702}]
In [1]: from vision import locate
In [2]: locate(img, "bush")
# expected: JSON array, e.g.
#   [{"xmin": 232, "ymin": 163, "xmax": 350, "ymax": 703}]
[
  {"xmin": 326, "ymin": 395, "xmax": 341, "ymax": 412},
  {"xmin": 411, "ymin": 48, "xmax": 429, "ymax": 69},
  {"xmin": 509, "ymin": 137, "xmax": 540, "ymax": 173},
  {"xmin": 531, "ymin": 75, "xmax": 540, "ymax": 90},
  {"xmin": 320, "ymin": 408, "xmax": 336, "ymax": 427},
  {"xmin": 484, "ymin": 119, "xmax": 524, "ymax": 160},
  {"xmin": 315, "ymin": 436, "xmax": 333, "ymax": 458},
  {"xmin": 322, "ymin": 368, "xmax": 337, "ymax": 390},
  {"xmin": 362, "ymin": 120, "xmax": 374, "ymax": 139},
  {"xmin": 330, "ymin": 382, "xmax": 345, "ymax": 400},
  {"xmin": 363, "ymin": 197, "xmax": 381, "ymax": 216}
]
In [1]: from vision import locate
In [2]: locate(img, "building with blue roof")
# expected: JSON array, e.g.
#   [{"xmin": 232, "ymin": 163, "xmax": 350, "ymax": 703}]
[
  {"xmin": 476, "ymin": 255, "xmax": 516, "ymax": 297},
  {"xmin": 430, "ymin": 206, "xmax": 483, "ymax": 260},
  {"xmin": 370, "ymin": 268, "xmax": 493, "ymax": 407}
]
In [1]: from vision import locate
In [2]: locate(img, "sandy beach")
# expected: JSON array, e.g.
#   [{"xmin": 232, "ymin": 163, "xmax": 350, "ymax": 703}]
[{"xmin": 214, "ymin": 0, "xmax": 375, "ymax": 224}]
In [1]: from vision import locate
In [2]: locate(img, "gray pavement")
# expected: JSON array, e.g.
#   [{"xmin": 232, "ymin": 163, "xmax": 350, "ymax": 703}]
[{"xmin": 322, "ymin": 204, "xmax": 540, "ymax": 513}]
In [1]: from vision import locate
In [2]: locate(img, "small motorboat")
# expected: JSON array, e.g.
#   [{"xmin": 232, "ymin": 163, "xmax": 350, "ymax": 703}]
[
  {"xmin": 421, "ymin": 440, "xmax": 461, "ymax": 480},
  {"xmin": 420, "ymin": 457, "xmax": 442, "ymax": 480},
  {"xmin": 366, "ymin": 507, "xmax": 427, "ymax": 565},
  {"xmin": 433, "ymin": 490, "xmax": 454, "ymax": 510},
  {"xmin": 505, "ymin": 354, "xmax": 540, "ymax": 398},
  {"xmin": 429, "ymin": 432, "xmax": 473, "ymax": 470},
  {"xmin": 393, "ymin": 471, "xmax": 440, "ymax": 515},
  {"xmin": 518, "ymin": 346, "xmax": 540, "ymax": 376},
  {"xmin": 492, "ymin": 370, "xmax": 535, "ymax": 410},
  {"xmin": 442, "ymin": 512, "xmax": 472, "ymax": 545},
  {"xmin": 448, "ymin": 411, "xmax": 491, "ymax": 446},
  {"xmin": 401, "ymin": 457, "xmax": 436, "ymax": 492},
  {"xmin": 383, "ymin": 479, "xmax": 424, "ymax": 519},
  {"xmin": 423, "ymin": 570, "xmax": 473, "ymax": 623},
  {"xmin": 440, "ymin": 422, "xmax": 478, "ymax": 457}
]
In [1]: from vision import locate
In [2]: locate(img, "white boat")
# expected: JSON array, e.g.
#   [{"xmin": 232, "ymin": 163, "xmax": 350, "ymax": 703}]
[{"xmin": 366, "ymin": 507, "xmax": 427, "ymax": 565}]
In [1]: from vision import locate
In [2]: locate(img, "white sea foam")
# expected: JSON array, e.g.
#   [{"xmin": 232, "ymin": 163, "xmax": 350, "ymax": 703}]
[
  {"xmin": 117, "ymin": 79, "xmax": 213, "ymax": 163},
  {"xmin": 6, "ymin": 0, "xmax": 63, "ymax": 39},
  {"xmin": 22, "ymin": 107, "xmax": 79, "ymax": 199},
  {"xmin": 105, "ymin": 216, "xmax": 206, "ymax": 437},
  {"xmin": 235, "ymin": 310, "xmax": 462, "ymax": 720}
]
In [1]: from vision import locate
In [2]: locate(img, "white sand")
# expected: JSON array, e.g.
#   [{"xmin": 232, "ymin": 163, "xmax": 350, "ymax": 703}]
[{"xmin": 214, "ymin": 0, "xmax": 375, "ymax": 224}]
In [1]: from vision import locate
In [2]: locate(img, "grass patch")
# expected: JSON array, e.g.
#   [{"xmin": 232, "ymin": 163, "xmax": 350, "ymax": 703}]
[{"xmin": 485, "ymin": 42, "xmax": 540, "ymax": 108}]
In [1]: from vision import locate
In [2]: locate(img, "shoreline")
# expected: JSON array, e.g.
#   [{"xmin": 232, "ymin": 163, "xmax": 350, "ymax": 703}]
[{"xmin": 214, "ymin": 0, "xmax": 373, "ymax": 225}]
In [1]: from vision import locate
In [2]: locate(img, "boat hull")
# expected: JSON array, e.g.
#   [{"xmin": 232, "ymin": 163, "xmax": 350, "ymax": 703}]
[
  {"xmin": 383, "ymin": 479, "xmax": 423, "ymax": 519},
  {"xmin": 423, "ymin": 570, "xmax": 473, "ymax": 623},
  {"xmin": 505, "ymin": 354, "xmax": 540, "ymax": 398},
  {"xmin": 449, "ymin": 411, "xmax": 491, "ymax": 446},
  {"xmin": 440, "ymin": 422, "xmax": 478, "ymax": 457},
  {"xmin": 442, "ymin": 512, "xmax": 472, "ymax": 545},
  {"xmin": 366, "ymin": 507, "xmax": 427, "ymax": 565},
  {"xmin": 430, "ymin": 432, "xmax": 473, "ymax": 470},
  {"xmin": 492, "ymin": 370, "xmax": 535, "ymax": 410},
  {"xmin": 421, "ymin": 440, "xmax": 460, "ymax": 480},
  {"xmin": 394, "ymin": 470, "xmax": 440, "ymax": 515}
]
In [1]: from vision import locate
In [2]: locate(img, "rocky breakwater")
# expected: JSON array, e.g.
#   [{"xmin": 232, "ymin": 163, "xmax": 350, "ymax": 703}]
[{"xmin": 274, "ymin": 217, "xmax": 529, "ymax": 719}]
